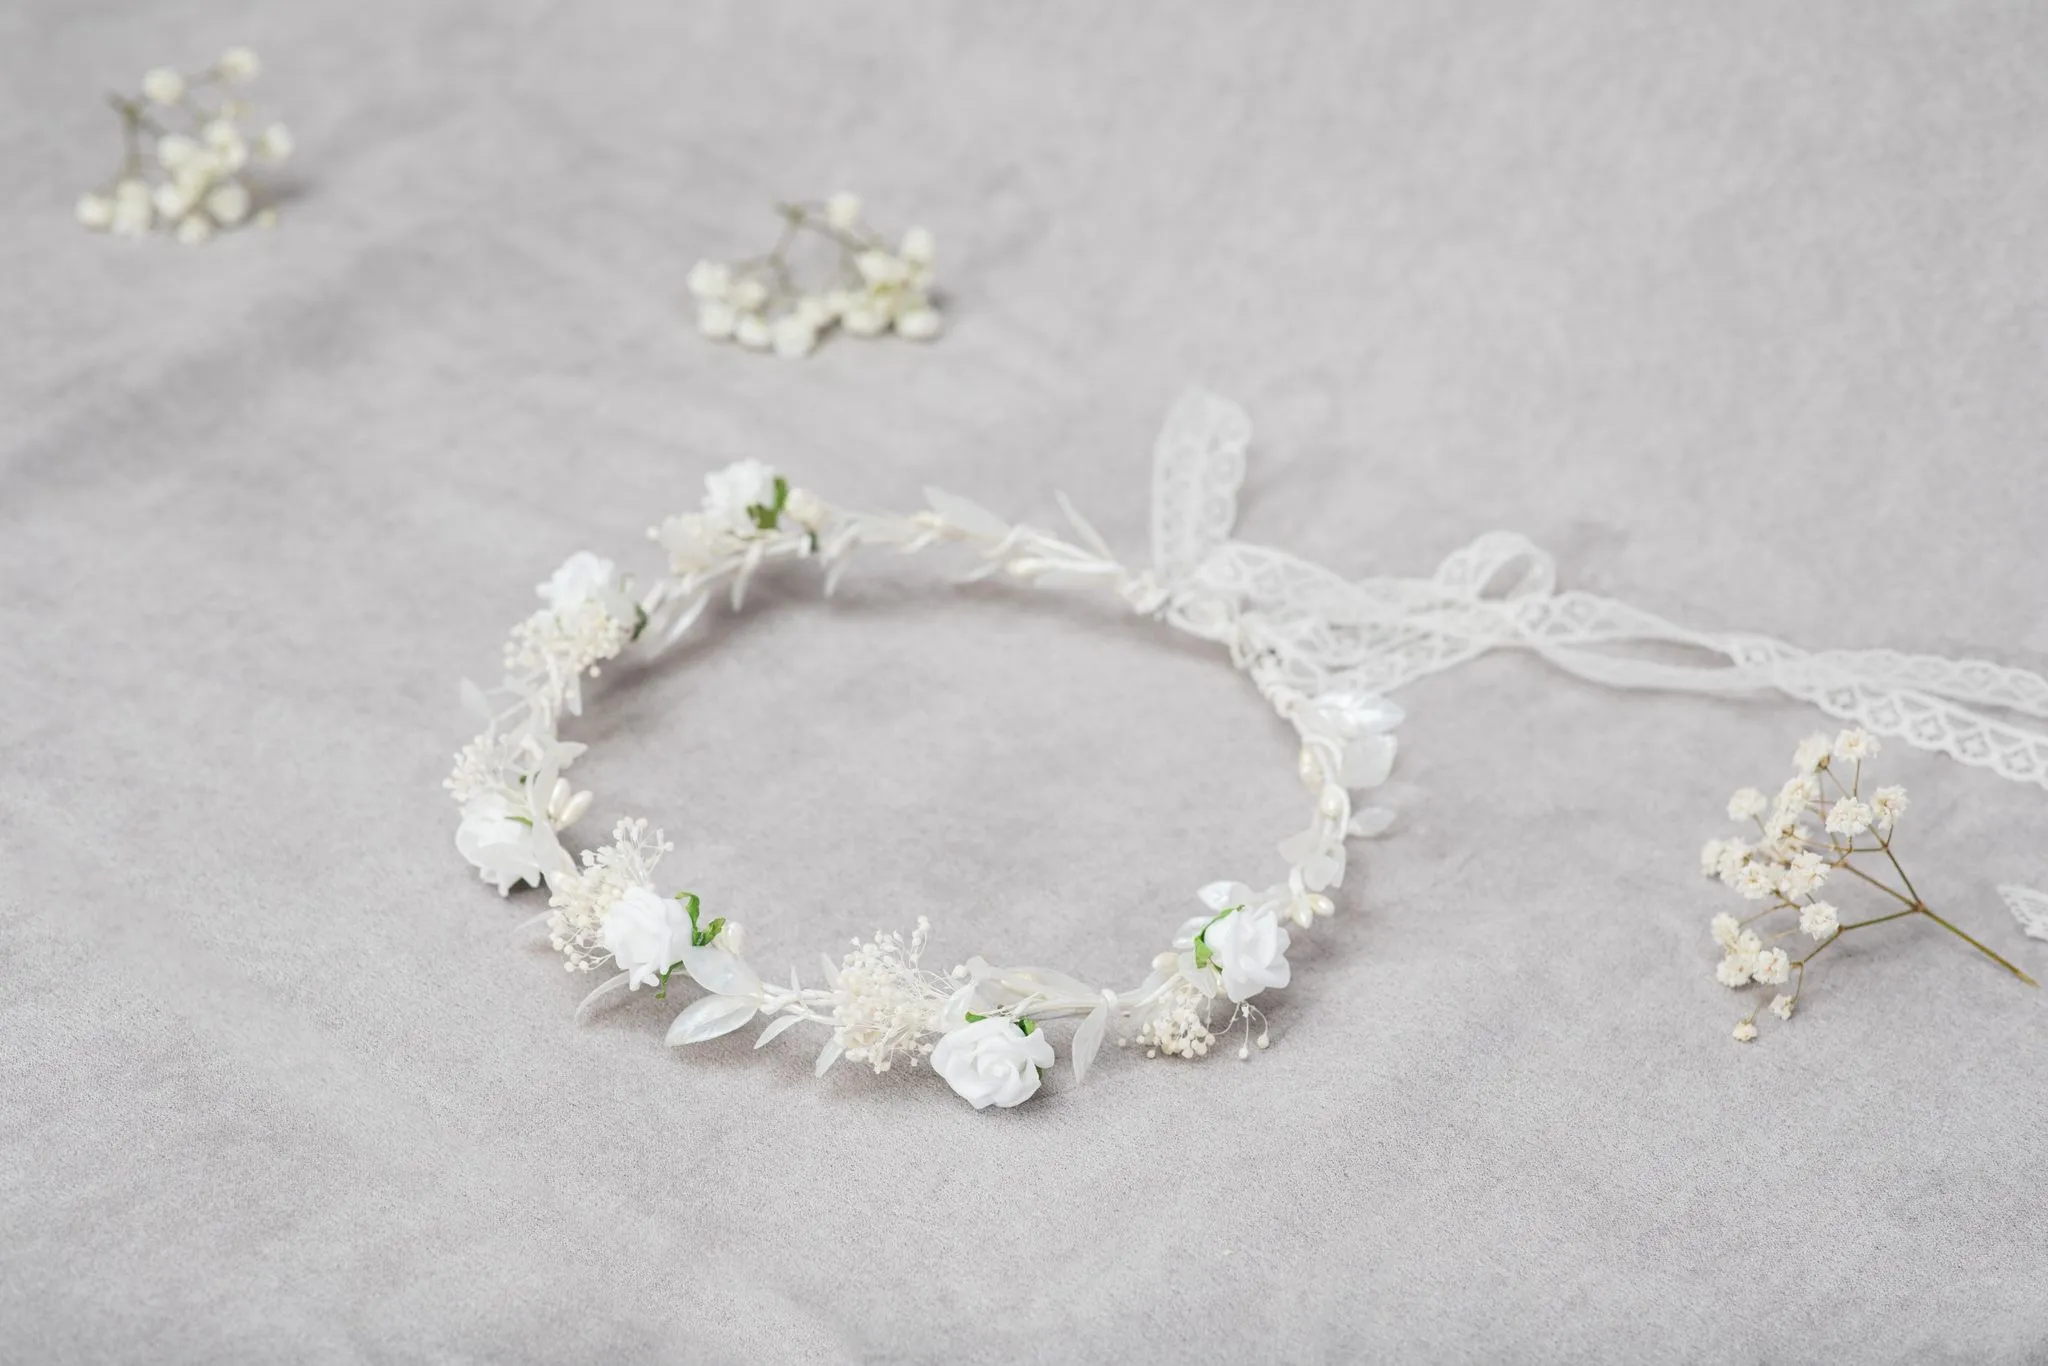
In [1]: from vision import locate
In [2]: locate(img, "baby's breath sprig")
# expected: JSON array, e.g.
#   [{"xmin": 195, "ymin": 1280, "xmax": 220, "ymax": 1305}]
[
  {"xmin": 76, "ymin": 47, "xmax": 291, "ymax": 245},
  {"xmin": 1699, "ymin": 728, "xmax": 2037, "ymax": 1042},
  {"xmin": 687, "ymin": 192, "xmax": 940, "ymax": 358}
]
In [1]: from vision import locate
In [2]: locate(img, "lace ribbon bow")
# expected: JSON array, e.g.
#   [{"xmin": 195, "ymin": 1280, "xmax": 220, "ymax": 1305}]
[{"xmin": 1145, "ymin": 389, "xmax": 2048, "ymax": 793}]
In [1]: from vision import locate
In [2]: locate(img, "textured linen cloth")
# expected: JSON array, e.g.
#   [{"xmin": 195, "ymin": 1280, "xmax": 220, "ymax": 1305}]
[{"xmin": 5, "ymin": 3, "xmax": 2048, "ymax": 1361}]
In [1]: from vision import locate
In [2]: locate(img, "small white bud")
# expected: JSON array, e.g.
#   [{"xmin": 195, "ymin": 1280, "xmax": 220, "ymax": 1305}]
[
  {"xmin": 899, "ymin": 225, "xmax": 935, "ymax": 264},
  {"xmin": 155, "ymin": 133, "xmax": 199, "ymax": 169},
  {"xmin": 217, "ymin": 47, "xmax": 261, "ymax": 80},
  {"xmin": 893, "ymin": 307, "xmax": 942, "ymax": 341},
  {"xmin": 175, "ymin": 213, "xmax": 215, "ymax": 246},
  {"xmin": 686, "ymin": 259, "xmax": 729, "ymax": 300},
  {"xmin": 771, "ymin": 315, "xmax": 818, "ymax": 359},
  {"xmin": 696, "ymin": 301, "xmax": 738, "ymax": 340},
  {"xmin": 734, "ymin": 313, "xmax": 772, "ymax": 350},
  {"xmin": 825, "ymin": 191, "xmax": 861, "ymax": 228},
  {"xmin": 142, "ymin": 67, "xmax": 185, "ymax": 105},
  {"xmin": 75, "ymin": 193, "xmax": 113, "ymax": 229},
  {"xmin": 256, "ymin": 123, "xmax": 293, "ymax": 161},
  {"xmin": 205, "ymin": 180, "xmax": 252, "ymax": 226}
]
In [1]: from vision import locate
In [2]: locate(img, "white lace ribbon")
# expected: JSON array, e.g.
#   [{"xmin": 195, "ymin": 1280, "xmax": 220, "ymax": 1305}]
[{"xmin": 1149, "ymin": 389, "xmax": 2048, "ymax": 793}]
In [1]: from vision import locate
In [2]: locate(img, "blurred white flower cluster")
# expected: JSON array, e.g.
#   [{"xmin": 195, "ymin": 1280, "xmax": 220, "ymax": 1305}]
[
  {"xmin": 687, "ymin": 192, "xmax": 941, "ymax": 358},
  {"xmin": 1698, "ymin": 728, "xmax": 2034, "ymax": 1043},
  {"xmin": 75, "ymin": 47, "xmax": 291, "ymax": 245}
]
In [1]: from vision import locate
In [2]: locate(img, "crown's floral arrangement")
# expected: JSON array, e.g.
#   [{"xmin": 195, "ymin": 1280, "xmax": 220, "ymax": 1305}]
[
  {"xmin": 687, "ymin": 193, "xmax": 940, "ymax": 358},
  {"xmin": 448, "ymin": 407, "xmax": 1398, "ymax": 1110},
  {"xmin": 448, "ymin": 392, "xmax": 2048, "ymax": 1109},
  {"xmin": 1701, "ymin": 730, "xmax": 2037, "ymax": 1042},
  {"xmin": 75, "ymin": 48, "xmax": 292, "ymax": 244}
]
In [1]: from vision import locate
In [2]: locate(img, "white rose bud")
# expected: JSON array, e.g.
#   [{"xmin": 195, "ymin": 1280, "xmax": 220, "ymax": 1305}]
[
  {"xmin": 455, "ymin": 793, "xmax": 547, "ymax": 896},
  {"xmin": 1201, "ymin": 904, "xmax": 1292, "ymax": 1003},
  {"xmin": 600, "ymin": 887, "xmax": 694, "ymax": 990},
  {"xmin": 931, "ymin": 1017, "xmax": 1054, "ymax": 1110}
]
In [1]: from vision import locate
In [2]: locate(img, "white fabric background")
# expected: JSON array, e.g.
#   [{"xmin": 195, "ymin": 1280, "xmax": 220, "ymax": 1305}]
[{"xmin": 5, "ymin": 3, "xmax": 2048, "ymax": 1362}]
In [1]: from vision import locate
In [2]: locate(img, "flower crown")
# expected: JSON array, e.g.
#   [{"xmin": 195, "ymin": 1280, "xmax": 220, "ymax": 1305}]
[{"xmin": 448, "ymin": 392, "xmax": 2048, "ymax": 1109}]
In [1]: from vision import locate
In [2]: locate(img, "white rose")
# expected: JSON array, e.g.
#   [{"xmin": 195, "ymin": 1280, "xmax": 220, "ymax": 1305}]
[
  {"xmin": 1201, "ymin": 904, "xmax": 1292, "ymax": 1003},
  {"xmin": 537, "ymin": 551, "xmax": 629, "ymax": 619},
  {"xmin": 702, "ymin": 459, "xmax": 781, "ymax": 534},
  {"xmin": 455, "ymin": 792, "xmax": 547, "ymax": 895},
  {"xmin": 600, "ymin": 886, "xmax": 694, "ymax": 990},
  {"xmin": 930, "ymin": 1017, "xmax": 1054, "ymax": 1110}
]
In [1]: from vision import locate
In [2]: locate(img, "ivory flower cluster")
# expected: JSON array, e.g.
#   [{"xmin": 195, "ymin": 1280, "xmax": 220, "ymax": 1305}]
[
  {"xmin": 76, "ymin": 48, "xmax": 291, "ymax": 245},
  {"xmin": 448, "ymin": 455, "xmax": 1403, "ymax": 1108},
  {"xmin": 1699, "ymin": 728, "xmax": 2035, "ymax": 1042},
  {"xmin": 688, "ymin": 193, "xmax": 940, "ymax": 358}
]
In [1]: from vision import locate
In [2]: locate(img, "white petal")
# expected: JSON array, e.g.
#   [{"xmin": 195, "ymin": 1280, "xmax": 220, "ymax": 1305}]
[
  {"xmin": 665, "ymin": 995, "xmax": 758, "ymax": 1045},
  {"xmin": 1197, "ymin": 880, "xmax": 1249, "ymax": 911}
]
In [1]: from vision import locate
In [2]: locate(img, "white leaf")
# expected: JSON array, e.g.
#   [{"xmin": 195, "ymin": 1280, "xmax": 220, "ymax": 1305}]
[
  {"xmin": 459, "ymin": 678, "xmax": 493, "ymax": 724},
  {"xmin": 939, "ymin": 981, "xmax": 981, "ymax": 1031},
  {"xmin": 573, "ymin": 970, "xmax": 634, "ymax": 1024},
  {"xmin": 820, "ymin": 952, "xmax": 842, "ymax": 989},
  {"xmin": 508, "ymin": 910, "xmax": 554, "ymax": 947},
  {"xmin": 1071, "ymin": 996, "xmax": 1112, "ymax": 1084},
  {"xmin": 754, "ymin": 1013, "xmax": 804, "ymax": 1049},
  {"xmin": 814, "ymin": 1036, "xmax": 845, "ymax": 1077},
  {"xmin": 679, "ymin": 943, "xmax": 762, "ymax": 998},
  {"xmin": 1348, "ymin": 806, "xmax": 1396, "ymax": 838},
  {"xmin": 1313, "ymin": 689, "xmax": 1404, "ymax": 736},
  {"xmin": 1340, "ymin": 735, "xmax": 1398, "ymax": 789},
  {"xmin": 666, "ymin": 995, "xmax": 758, "ymax": 1046},
  {"xmin": 923, "ymin": 487, "xmax": 1008, "ymax": 538},
  {"xmin": 1054, "ymin": 489, "xmax": 1115, "ymax": 560},
  {"xmin": 1999, "ymin": 885, "xmax": 2048, "ymax": 941},
  {"xmin": 1277, "ymin": 827, "xmax": 1321, "ymax": 865},
  {"xmin": 651, "ymin": 591, "xmax": 711, "ymax": 653}
]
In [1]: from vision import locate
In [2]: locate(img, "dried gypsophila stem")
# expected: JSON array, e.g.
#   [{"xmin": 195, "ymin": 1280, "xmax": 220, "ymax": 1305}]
[
  {"xmin": 1700, "ymin": 728, "xmax": 2038, "ymax": 1042},
  {"xmin": 686, "ymin": 192, "xmax": 940, "ymax": 358},
  {"xmin": 448, "ymin": 451, "xmax": 1401, "ymax": 1109},
  {"xmin": 76, "ymin": 47, "xmax": 292, "ymax": 245}
]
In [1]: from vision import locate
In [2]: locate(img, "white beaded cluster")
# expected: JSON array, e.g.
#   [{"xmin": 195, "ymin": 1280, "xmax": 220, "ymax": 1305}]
[
  {"xmin": 688, "ymin": 193, "xmax": 940, "ymax": 358},
  {"xmin": 75, "ymin": 47, "xmax": 291, "ymax": 244},
  {"xmin": 446, "ymin": 455, "xmax": 1400, "ymax": 1110}
]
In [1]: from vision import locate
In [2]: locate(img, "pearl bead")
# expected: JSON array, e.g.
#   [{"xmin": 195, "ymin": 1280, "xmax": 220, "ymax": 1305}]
[
  {"xmin": 1152, "ymin": 951, "xmax": 1179, "ymax": 974},
  {"xmin": 1297, "ymin": 748, "xmax": 1322, "ymax": 788},
  {"xmin": 1318, "ymin": 788, "xmax": 1344, "ymax": 818}
]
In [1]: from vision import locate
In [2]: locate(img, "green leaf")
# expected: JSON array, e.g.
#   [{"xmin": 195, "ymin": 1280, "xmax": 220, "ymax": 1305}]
[
  {"xmin": 693, "ymin": 916, "xmax": 725, "ymax": 948},
  {"xmin": 772, "ymin": 476, "xmax": 789, "ymax": 512},
  {"xmin": 1019, "ymin": 1017, "xmax": 1038, "ymax": 1036},
  {"xmin": 963, "ymin": 1011, "xmax": 986, "ymax": 1024},
  {"xmin": 630, "ymin": 603, "xmax": 649, "ymax": 642},
  {"xmin": 1191, "ymin": 905, "xmax": 1240, "ymax": 971}
]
